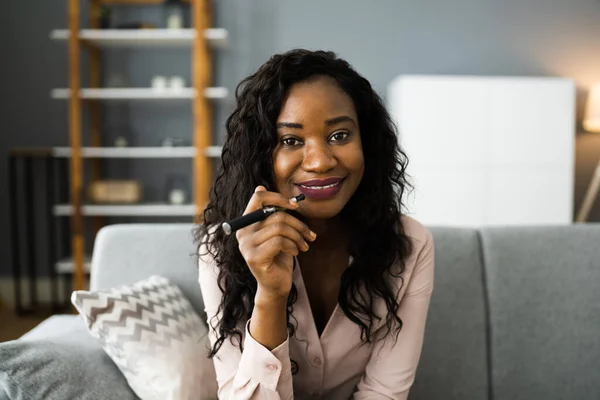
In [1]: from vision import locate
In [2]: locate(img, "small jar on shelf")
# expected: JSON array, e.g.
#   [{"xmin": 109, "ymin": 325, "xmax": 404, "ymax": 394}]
[
  {"xmin": 164, "ymin": 0, "xmax": 185, "ymax": 29},
  {"xmin": 165, "ymin": 174, "xmax": 189, "ymax": 205}
]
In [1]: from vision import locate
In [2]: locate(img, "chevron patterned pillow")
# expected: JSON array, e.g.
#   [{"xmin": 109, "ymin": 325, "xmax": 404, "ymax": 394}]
[{"xmin": 71, "ymin": 275, "xmax": 218, "ymax": 400}]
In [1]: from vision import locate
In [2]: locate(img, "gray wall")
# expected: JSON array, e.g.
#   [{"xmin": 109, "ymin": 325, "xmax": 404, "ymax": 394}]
[
  {"xmin": 2, "ymin": 0, "xmax": 600, "ymax": 276},
  {"xmin": 0, "ymin": 2, "xmax": 69, "ymax": 280}
]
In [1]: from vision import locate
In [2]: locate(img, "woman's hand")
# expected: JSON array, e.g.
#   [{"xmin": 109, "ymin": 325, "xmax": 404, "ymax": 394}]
[{"xmin": 236, "ymin": 186, "xmax": 316, "ymax": 302}]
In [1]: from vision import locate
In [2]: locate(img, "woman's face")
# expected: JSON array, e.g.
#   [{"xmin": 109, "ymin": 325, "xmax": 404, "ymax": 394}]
[{"xmin": 272, "ymin": 75, "xmax": 364, "ymax": 220}]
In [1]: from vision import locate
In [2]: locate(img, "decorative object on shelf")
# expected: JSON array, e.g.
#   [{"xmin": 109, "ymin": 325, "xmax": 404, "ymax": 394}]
[
  {"xmin": 165, "ymin": 174, "xmax": 188, "ymax": 205},
  {"xmin": 169, "ymin": 76, "xmax": 185, "ymax": 89},
  {"xmin": 576, "ymin": 83, "xmax": 600, "ymax": 222},
  {"xmin": 151, "ymin": 75, "xmax": 168, "ymax": 90},
  {"xmin": 167, "ymin": 12, "xmax": 184, "ymax": 29},
  {"xmin": 160, "ymin": 136, "xmax": 189, "ymax": 147},
  {"xmin": 100, "ymin": 6, "xmax": 112, "ymax": 29},
  {"xmin": 114, "ymin": 136, "xmax": 128, "ymax": 147},
  {"xmin": 164, "ymin": 0, "xmax": 185, "ymax": 29},
  {"xmin": 88, "ymin": 180, "xmax": 142, "ymax": 204},
  {"xmin": 169, "ymin": 188, "xmax": 186, "ymax": 205}
]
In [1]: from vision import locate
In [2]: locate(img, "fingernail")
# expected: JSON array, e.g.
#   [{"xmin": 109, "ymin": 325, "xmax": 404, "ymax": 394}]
[
  {"xmin": 303, "ymin": 242, "xmax": 310, "ymax": 251},
  {"xmin": 309, "ymin": 231, "xmax": 317, "ymax": 239},
  {"xmin": 289, "ymin": 198, "xmax": 299, "ymax": 207}
]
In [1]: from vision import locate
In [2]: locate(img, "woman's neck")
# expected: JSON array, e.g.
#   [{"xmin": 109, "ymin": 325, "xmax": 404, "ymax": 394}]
[
  {"xmin": 298, "ymin": 215, "xmax": 350, "ymax": 274},
  {"xmin": 304, "ymin": 215, "xmax": 346, "ymax": 249}
]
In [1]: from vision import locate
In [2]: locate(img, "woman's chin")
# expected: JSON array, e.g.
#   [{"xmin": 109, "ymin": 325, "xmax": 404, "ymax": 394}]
[{"xmin": 295, "ymin": 204, "xmax": 345, "ymax": 221}]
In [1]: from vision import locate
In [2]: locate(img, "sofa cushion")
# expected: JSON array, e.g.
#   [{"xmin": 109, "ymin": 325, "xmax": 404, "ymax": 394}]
[
  {"xmin": 72, "ymin": 275, "xmax": 218, "ymax": 400},
  {"xmin": 481, "ymin": 225, "xmax": 600, "ymax": 400},
  {"xmin": 90, "ymin": 224, "xmax": 205, "ymax": 319},
  {"xmin": 0, "ymin": 316, "xmax": 138, "ymax": 400},
  {"xmin": 19, "ymin": 314, "xmax": 84, "ymax": 341},
  {"xmin": 410, "ymin": 227, "xmax": 489, "ymax": 400}
]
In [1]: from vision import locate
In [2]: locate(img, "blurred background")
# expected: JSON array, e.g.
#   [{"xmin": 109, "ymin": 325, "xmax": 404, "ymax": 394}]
[{"xmin": 2, "ymin": 0, "xmax": 600, "ymax": 336}]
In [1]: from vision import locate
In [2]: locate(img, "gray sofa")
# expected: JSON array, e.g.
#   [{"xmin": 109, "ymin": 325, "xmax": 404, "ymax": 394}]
[{"xmin": 1, "ymin": 223, "xmax": 599, "ymax": 399}]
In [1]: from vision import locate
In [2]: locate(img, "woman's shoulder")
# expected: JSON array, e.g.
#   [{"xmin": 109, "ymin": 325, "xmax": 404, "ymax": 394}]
[
  {"xmin": 395, "ymin": 214, "xmax": 434, "ymax": 283},
  {"xmin": 400, "ymin": 214, "xmax": 433, "ymax": 250}
]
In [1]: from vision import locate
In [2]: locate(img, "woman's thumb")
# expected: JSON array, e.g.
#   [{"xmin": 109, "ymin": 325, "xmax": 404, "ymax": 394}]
[{"xmin": 255, "ymin": 185, "xmax": 266, "ymax": 193}]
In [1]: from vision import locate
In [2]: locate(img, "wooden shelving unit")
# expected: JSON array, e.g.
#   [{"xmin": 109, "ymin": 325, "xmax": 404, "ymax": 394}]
[{"xmin": 58, "ymin": 0, "xmax": 224, "ymax": 290}]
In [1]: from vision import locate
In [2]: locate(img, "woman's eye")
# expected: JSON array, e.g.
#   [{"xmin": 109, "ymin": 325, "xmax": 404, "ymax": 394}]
[
  {"xmin": 282, "ymin": 138, "xmax": 301, "ymax": 147},
  {"xmin": 330, "ymin": 131, "xmax": 349, "ymax": 142}
]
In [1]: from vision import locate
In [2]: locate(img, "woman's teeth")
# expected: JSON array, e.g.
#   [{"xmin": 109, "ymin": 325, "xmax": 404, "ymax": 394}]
[{"xmin": 299, "ymin": 181, "xmax": 340, "ymax": 190}]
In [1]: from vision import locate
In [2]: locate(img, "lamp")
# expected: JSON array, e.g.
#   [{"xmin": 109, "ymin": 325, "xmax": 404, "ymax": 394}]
[{"xmin": 576, "ymin": 84, "xmax": 600, "ymax": 222}]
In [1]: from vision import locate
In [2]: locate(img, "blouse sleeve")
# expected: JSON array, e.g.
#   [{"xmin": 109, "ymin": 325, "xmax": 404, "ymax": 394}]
[
  {"xmin": 198, "ymin": 249, "xmax": 294, "ymax": 400},
  {"xmin": 352, "ymin": 228, "xmax": 435, "ymax": 399}
]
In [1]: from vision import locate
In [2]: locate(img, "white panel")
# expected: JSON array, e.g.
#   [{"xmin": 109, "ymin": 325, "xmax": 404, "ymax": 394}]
[
  {"xmin": 484, "ymin": 166, "xmax": 573, "ymax": 225},
  {"xmin": 391, "ymin": 77, "xmax": 486, "ymax": 166},
  {"xmin": 388, "ymin": 75, "xmax": 575, "ymax": 227},
  {"xmin": 405, "ymin": 165, "xmax": 486, "ymax": 227},
  {"xmin": 485, "ymin": 79, "xmax": 575, "ymax": 166}
]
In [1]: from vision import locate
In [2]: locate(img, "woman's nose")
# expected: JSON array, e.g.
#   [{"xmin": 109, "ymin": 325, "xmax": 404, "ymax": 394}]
[{"xmin": 302, "ymin": 141, "xmax": 337, "ymax": 172}]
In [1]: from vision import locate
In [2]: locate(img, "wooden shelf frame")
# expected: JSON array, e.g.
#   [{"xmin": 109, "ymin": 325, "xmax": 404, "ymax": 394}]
[{"xmin": 62, "ymin": 0, "xmax": 216, "ymax": 291}]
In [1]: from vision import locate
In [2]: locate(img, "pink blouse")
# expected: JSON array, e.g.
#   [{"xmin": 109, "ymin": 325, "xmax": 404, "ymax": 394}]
[{"xmin": 198, "ymin": 216, "xmax": 435, "ymax": 399}]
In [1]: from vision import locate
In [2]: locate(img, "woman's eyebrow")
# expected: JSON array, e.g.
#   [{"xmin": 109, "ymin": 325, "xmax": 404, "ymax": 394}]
[
  {"xmin": 325, "ymin": 115, "xmax": 356, "ymax": 126},
  {"xmin": 276, "ymin": 122, "xmax": 303, "ymax": 129},
  {"xmin": 276, "ymin": 116, "xmax": 356, "ymax": 129}
]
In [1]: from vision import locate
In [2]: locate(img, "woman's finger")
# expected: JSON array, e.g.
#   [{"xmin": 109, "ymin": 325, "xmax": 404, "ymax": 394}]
[
  {"xmin": 251, "ymin": 220, "xmax": 310, "ymax": 253},
  {"xmin": 262, "ymin": 211, "xmax": 316, "ymax": 243},
  {"xmin": 243, "ymin": 185, "xmax": 299, "ymax": 215},
  {"xmin": 254, "ymin": 235, "xmax": 301, "ymax": 260}
]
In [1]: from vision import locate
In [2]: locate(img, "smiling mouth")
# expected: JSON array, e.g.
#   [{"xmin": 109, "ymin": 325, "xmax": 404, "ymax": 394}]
[
  {"xmin": 293, "ymin": 178, "xmax": 347, "ymax": 200},
  {"xmin": 297, "ymin": 180, "xmax": 343, "ymax": 190}
]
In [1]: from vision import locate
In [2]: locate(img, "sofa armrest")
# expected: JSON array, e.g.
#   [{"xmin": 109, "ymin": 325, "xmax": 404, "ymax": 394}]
[{"xmin": 0, "ymin": 317, "xmax": 138, "ymax": 400}]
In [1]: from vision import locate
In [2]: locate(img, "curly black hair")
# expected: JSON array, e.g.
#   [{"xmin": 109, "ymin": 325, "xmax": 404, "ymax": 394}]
[{"xmin": 195, "ymin": 49, "xmax": 413, "ymax": 358}]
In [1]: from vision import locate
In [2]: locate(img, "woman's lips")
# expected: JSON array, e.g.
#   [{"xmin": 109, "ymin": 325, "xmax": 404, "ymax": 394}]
[{"xmin": 295, "ymin": 178, "xmax": 345, "ymax": 200}]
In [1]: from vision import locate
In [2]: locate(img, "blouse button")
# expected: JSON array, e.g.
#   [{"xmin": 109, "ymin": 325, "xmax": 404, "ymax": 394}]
[
  {"xmin": 267, "ymin": 364, "xmax": 278, "ymax": 372},
  {"xmin": 313, "ymin": 357, "xmax": 322, "ymax": 367}
]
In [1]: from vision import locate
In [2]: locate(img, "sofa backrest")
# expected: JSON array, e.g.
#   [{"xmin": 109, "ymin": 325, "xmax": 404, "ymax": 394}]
[
  {"xmin": 411, "ymin": 227, "xmax": 490, "ymax": 400},
  {"xmin": 90, "ymin": 223, "xmax": 600, "ymax": 400},
  {"xmin": 480, "ymin": 225, "xmax": 600, "ymax": 400},
  {"xmin": 90, "ymin": 223, "xmax": 205, "ymax": 318}
]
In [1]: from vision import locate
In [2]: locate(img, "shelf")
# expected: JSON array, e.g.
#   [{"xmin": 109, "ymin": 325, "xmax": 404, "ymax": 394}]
[
  {"xmin": 51, "ymin": 87, "xmax": 229, "ymax": 100},
  {"xmin": 52, "ymin": 146, "xmax": 222, "ymax": 158},
  {"xmin": 56, "ymin": 256, "xmax": 92, "ymax": 275},
  {"xmin": 53, "ymin": 203, "xmax": 197, "ymax": 217},
  {"xmin": 50, "ymin": 28, "xmax": 228, "ymax": 48},
  {"xmin": 98, "ymin": 0, "xmax": 191, "ymax": 4}
]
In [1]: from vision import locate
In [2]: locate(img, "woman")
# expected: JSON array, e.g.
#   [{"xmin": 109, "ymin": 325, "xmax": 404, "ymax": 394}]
[{"xmin": 196, "ymin": 49, "xmax": 434, "ymax": 400}]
